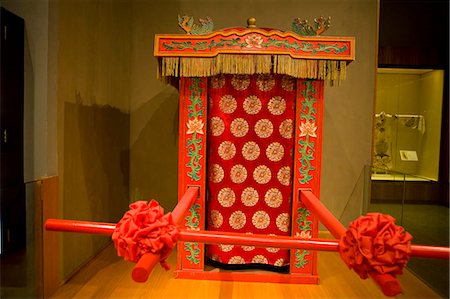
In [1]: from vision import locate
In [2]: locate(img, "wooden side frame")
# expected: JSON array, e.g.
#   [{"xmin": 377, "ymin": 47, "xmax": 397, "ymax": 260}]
[
  {"xmin": 290, "ymin": 79, "xmax": 324, "ymax": 281},
  {"xmin": 176, "ymin": 77, "xmax": 208, "ymax": 273}
]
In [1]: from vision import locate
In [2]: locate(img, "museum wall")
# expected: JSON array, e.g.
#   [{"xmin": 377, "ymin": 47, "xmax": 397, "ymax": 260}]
[
  {"xmin": 1, "ymin": 0, "xmax": 377, "ymax": 288},
  {"xmin": 129, "ymin": 0, "xmax": 378, "ymax": 224},
  {"xmin": 55, "ymin": 1, "xmax": 131, "ymax": 280}
]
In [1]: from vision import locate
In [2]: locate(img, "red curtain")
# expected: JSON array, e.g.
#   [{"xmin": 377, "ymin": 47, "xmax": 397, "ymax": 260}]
[{"xmin": 206, "ymin": 74, "xmax": 296, "ymax": 268}]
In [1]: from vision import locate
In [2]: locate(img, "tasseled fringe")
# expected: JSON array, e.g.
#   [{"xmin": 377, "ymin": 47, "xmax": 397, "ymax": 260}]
[{"xmin": 158, "ymin": 54, "xmax": 348, "ymax": 86}]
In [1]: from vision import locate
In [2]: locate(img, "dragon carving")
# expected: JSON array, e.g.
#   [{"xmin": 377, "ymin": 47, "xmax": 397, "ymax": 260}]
[
  {"xmin": 178, "ymin": 14, "xmax": 214, "ymax": 35},
  {"xmin": 292, "ymin": 16, "xmax": 331, "ymax": 36}
]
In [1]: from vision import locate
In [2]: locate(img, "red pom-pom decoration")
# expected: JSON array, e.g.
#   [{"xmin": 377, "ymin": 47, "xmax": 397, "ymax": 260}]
[
  {"xmin": 112, "ymin": 200, "xmax": 180, "ymax": 270},
  {"xmin": 338, "ymin": 213, "xmax": 412, "ymax": 296}
]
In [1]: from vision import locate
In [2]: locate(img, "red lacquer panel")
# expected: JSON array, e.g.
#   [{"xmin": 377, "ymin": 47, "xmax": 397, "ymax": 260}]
[
  {"xmin": 177, "ymin": 77, "xmax": 208, "ymax": 271},
  {"xmin": 290, "ymin": 79, "xmax": 324, "ymax": 276}
]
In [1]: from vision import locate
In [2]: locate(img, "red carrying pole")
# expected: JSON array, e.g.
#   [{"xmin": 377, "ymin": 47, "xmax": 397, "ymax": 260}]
[
  {"xmin": 178, "ymin": 230, "xmax": 339, "ymax": 252},
  {"xmin": 45, "ymin": 219, "xmax": 115, "ymax": 235},
  {"xmin": 299, "ymin": 189, "xmax": 347, "ymax": 239},
  {"xmin": 299, "ymin": 189, "xmax": 402, "ymax": 296},
  {"xmin": 131, "ymin": 186, "xmax": 199, "ymax": 282},
  {"xmin": 45, "ymin": 219, "xmax": 450, "ymax": 259},
  {"xmin": 45, "ymin": 186, "xmax": 450, "ymax": 286}
]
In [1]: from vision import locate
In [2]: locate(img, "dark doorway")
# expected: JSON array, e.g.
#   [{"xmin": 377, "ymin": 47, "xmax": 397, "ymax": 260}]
[{"xmin": 0, "ymin": 7, "xmax": 26, "ymax": 255}]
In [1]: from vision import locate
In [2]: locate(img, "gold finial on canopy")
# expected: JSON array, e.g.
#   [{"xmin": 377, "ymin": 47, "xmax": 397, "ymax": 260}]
[{"xmin": 247, "ymin": 17, "xmax": 257, "ymax": 28}]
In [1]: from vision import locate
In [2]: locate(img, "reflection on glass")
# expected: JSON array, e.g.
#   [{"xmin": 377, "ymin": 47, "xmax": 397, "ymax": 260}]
[
  {"xmin": 373, "ymin": 68, "xmax": 444, "ymax": 181},
  {"xmin": 369, "ymin": 166, "xmax": 449, "ymax": 297}
]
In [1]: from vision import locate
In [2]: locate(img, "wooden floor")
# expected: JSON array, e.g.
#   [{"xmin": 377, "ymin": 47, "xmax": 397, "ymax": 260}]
[{"xmin": 51, "ymin": 242, "xmax": 443, "ymax": 299}]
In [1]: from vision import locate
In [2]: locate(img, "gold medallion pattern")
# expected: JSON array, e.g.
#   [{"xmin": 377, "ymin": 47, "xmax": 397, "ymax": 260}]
[
  {"xmin": 210, "ymin": 210, "xmax": 223, "ymax": 228},
  {"xmin": 241, "ymin": 187, "xmax": 259, "ymax": 207},
  {"xmin": 268, "ymin": 96, "xmax": 287, "ymax": 115},
  {"xmin": 229, "ymin": 210, "xmax": 246, "ymax": 230},
  {"xmin": 254, "ymin": 119, "xmax": 273, "ymax": 138},
  {"xmin": 264, "ymin": 188, "xmax": 283, "ymax": 208},
  {"xmin": 231, "ymin": 74, "xmax": 250, "ymax": 91},
  {"xmin": 277, "ymin": 166, "xmax": 291, "ymax": 186},
  {"xmin": 218, "ymin": 244, "xmax": 234, "ymax": 252},
  {"xmin": 230, "ymin": 164, "xmax": 247, "ymax": 184},
  {"xmin": 243, "ymin": 95, "xmax": 262, "ymax": 115},
  {"xmin": 266, "ymin": 142, "xmax": 285, "ymax": 162},
  {"xmin": 281, "ymin": 75, "xmax": 295, "ymax": 91},
  {"xmin": 218, "ymin": 187, "xmax": 236, "ymax": 207},
  {"xmin": 219, "ymin": 95, "xmax": 237, "ymax": 114},
  {"xmin": 211, "ymin": 74, "xmax": 226, "ymax": 89},
  {"xmin": 209, "ymin": 164, "xmax": 224, "ymax": 183},
  {"xmin": 253, "ymin": 165, "xmax": 272, "ymax": 184},
  {"xmin": 252, "ymin": 210, "xmax": 270, "ymax": 229},
  {"xmin": 251, "ymin": 255, "xmax": 269, "ymax": 264},
  {"xmin": 274, "ymin": 258, "xmax": 286, "ymax": 266},
  {"xmin": 218, "ymin": 141, "xmax": 236, "ymax": 160},
  {"xmin": 230, "ymin": 118, "xmax": 249, "ymax": 137},
  {"xmin": 279, "ymin": 119, "xmax": 294, "ymax": 139},
  {"xmin": 276, "ymin": 213, "xmax": 290, "ymax": 232},
  {"xmin": 256, "ymin": 74, "xmax": 275, "ymax": 91},
  {"xmin": 210, "ymin": 116, "xmax": 225, "ymax": 136},
  {"xmin": 266, "ymin": 247, "xmax": 280, "ymax": 253},
  {"xmin": 207, "ymin": 74, "xmax": 297, "ymax": 266},
  {"xmin": 242, "ymin": 141, "xmax": 260, "ymax": 161},
  {"xmin": 241, "ymin": 233, "xmax": 255, "ymax": 251},
  {"xmin": 228, "ymin": 256, "xmax": 245, "ymax": 264}
]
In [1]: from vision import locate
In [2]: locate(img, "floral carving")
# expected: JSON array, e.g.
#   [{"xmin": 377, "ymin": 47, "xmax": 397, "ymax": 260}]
[
  {"xmin": 245, "ymin": 34, "xmax": 264, "ymax": 48},
  {"xmin": 298, "ymin": 80, "xmax": 317, "ymax": 184},
  {"xmin": 185, "ymin": 242, "xmax": 201, "ymax": 264},
  {"xmin": 187, "ymin": 118, "xmax": 204, "ymax": 135},
  {"xmin": 185, "ymin": 78, "xmax": 205, "ymax": 181},
  {"xmin": 294, "ymin": 206, "xmax": 312, "ymax": 268},
  {"xmin": 299, "ymin": 121, "xmax": 317, "ymax": 138}
]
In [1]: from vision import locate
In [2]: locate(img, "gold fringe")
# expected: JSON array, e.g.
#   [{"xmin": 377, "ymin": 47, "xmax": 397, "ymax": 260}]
[{"xmin": 159, "ymin": 54, "xmax": 347, "ymax": 85}]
